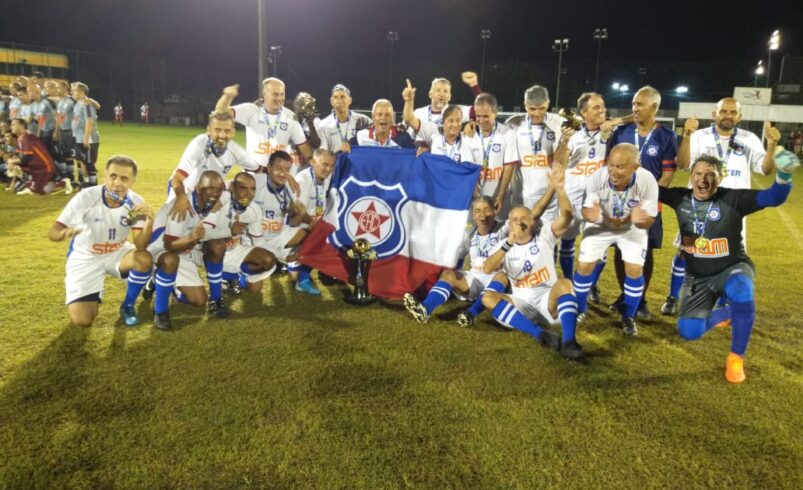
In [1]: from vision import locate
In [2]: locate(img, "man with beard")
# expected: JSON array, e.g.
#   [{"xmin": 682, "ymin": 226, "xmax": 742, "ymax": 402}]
[
  {"xmin": 167, "ymin": 112, "xmax": 260, "ymax": 219},
  {"xmin": 413, "ymin": 72, "xmax": 481, "ymax": 125},
  {"xmin": 606, "ymin": 86, "xmax": 676, "ymax": 320},
  {"xmin": 660, "ymin": 98, "xmax": 780, "ymax": 315},
  {"xmin": 659, "ymin": 154, "xmax": 796, "ymax": 382}
]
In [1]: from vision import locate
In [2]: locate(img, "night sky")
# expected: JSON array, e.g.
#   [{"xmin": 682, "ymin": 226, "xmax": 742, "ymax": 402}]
[{"xmin": 2, "ymin": 0, "xmax": 801, "ymax": 110}]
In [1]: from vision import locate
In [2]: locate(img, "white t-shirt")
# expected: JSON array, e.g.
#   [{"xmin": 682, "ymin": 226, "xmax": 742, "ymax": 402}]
[
  {"xmin": 231, "ymin": 103, "xmax": 308, "ymax": 170},
  {"xmin": 416, "ymin": 120, "xmax": 482, "ymax": 165},
  {"xmin": 689, "ymin": 125, "xmax": 767, "ymax": 189},
  {"xmin": 582, "ymin": 167, "xmax": 659, "ymax": 232},
  {"xmin": 150, "ymin": 196, "xmax": 230, "ymax": 256},
  {"xmin": 252, "ymin": 174, "xmax": 296, "ymax": 239},
  {"xmin": 473, "ymin": 122, "xmax": 519, "ymax": 200},
  {"xmin": 490, "ymin": 226, "xmax": 559, "ymax": 300},
  {"xmin": 457, "ymin": 222, "xmax": 507, "ymax": 283},
  {"xmin": 317, "ymin": 111, "xmax": 371, "ymax": 151},
  {"xmin": 413, "ymin": 105, "xmax": 471, "ymax": 125},
  {"xmin": 219, "ymin": 191, "xmax": 263, "ymax": 250},
  {"xmin": 170, "ymin": 134, "xmax": 260, "ymax": 196},
  {"xmin": 56, "ymin": 186, "xmax": 145, "ymax": 257}
]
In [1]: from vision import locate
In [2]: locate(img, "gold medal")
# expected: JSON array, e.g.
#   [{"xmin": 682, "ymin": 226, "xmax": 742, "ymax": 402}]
[
  {"xmin": 314, "ymin": 206, "xmax": 324, "ymax": 216},
  {"xmin": 695, "ymin": 236, "xmax": 709, "ymax": 251}
]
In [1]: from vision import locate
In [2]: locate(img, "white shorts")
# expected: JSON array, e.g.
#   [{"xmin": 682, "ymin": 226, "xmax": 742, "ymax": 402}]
[
  {"xmin": 65, "ymin": 243, "xmax": 135, "ymax": 304},
  {"xmin": 222, "ymin": 244, "xmax": 276, "ymax": 283},
  {"xmin": 579, "ymin": 224, "xmax": 648, "ymax": 266},
  {"xmin": 255, "ymin": 226, "xmax": 301, "ymax": 262},
  {"xmin": 509, "ymin": 288, "xmax": 557, "ymax": 326},
  {"xmin": 151, "ymin": 248, "xmax": 206, "ymax": 289},
  {"xmin": 455, "ymin": 270, "xmax": 494, "ymax": 301}
]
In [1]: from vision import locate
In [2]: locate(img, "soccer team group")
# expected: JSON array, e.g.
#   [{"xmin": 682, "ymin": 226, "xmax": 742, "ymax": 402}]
[{"xmin": 3, "ymin": 70, "xmax": 800, "ymax": 383}]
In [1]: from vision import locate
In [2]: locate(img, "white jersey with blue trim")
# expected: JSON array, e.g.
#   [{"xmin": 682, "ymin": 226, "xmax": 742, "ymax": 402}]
[
  {"xmin": 689, "ymin": 125, "xmax": 766, "ymax": 189},
  {"xmin": 231, "ymin": 103, "xmax": 307, "ymax": 169},
  {"xmin": 565, "ymin": 125, "xmax": 607, "ymax": 206},
  {"xmin": 252, "ymin": 174, "xmax": 295, "ymax": 239},
  {"xmin": 295, "ymin": 167, "xmax": 332, "ymax": 218},
  {"xmin": 413, "ymin": 105, "xmax": 471, "ymax": 125},
  {"xmin": 149, "ymin": 196, "xmax": 230, "ymax": 256},
  {"xmin": 490, "ymin": 227, "xmax": 559, "ymax": 300},
  {"xmin": 317, "ymin": 111, "xmax": 371, "ymax": 151},
  {"xmin": 582, "ymin": 167, "xmax": 659, "ymax": 232},
  {"xmin": 509, "ymin": 114, "xmax": 564, "ymax": 218},
  {"xmin": 56, "ymin": 186, "xmax": 145, "ymax": 257},
  {"xmin": 458, "ymin": 221, "xmax": 507, "ymax": 283},
  {"xmin": 170, "ymin": 133, "xmax": 260, "ymax": 197},
  {"xmin": 218, "ymin": 191, "xmax": 263, "ymax": 249},
  {"xmin": 416, "ymin": 120, "xmax": 482, "ymax": 165}
]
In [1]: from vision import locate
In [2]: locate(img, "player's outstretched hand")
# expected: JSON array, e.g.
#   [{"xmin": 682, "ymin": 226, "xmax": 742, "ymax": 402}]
[
  {"xmin": 60, "ymin": 227, "xmax": 82, "ymax": 240},
  {"xmin": 461, "ymin": 71, "xmax": 478, "ymax": 87},
  {"xmin": 131, "ymin": 203, "xmax": 154, "ymax": 221},
  {"xmin": 222, "ymin": 84, "xmax": 239, "ymax": 98},
  {"xmin": 559, "ymin": 126, "xmax": 575, "ymax": 146},
  {"xmin": 402, "ymin": 79, "xmax": 416, "ymax": 103},
  {"xmin": 169, "ymin": 194, "xmax": 194, "ymax": 222},
  {"xmin": 549, "ymin": 162, "xmax": 565, "ymax": 189}
]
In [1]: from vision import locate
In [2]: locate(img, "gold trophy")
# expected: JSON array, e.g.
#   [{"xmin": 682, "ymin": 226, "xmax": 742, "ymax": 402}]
[
  {"xmin": 558, "ymin": 108, "xmax": 584, "ymax": 130},
  {"xmin": 345, "ymin": 238, "xmax": 378, "ymax": 305}
]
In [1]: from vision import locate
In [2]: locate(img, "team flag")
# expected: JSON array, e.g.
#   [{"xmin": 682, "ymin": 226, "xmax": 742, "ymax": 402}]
[{"xmin": 298, "ymin": 147, "xmax": 480, "ymax": 299}]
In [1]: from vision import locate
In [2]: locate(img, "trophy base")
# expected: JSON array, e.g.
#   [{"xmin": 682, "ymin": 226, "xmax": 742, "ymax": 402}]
[{"xmin": 344, "ymin": 294, "xmax": 377, "ymax": 306}]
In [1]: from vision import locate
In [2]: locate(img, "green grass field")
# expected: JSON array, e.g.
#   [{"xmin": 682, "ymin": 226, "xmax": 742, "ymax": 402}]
[{"xmin": 1, "ymin": 122, "xmax": 801, "ymax": 488}]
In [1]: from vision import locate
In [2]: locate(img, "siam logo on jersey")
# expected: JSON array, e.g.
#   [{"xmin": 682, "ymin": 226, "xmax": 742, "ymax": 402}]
[{"xmin": 331, "ymin": 177, "xmax": 408, "ymax": 258}]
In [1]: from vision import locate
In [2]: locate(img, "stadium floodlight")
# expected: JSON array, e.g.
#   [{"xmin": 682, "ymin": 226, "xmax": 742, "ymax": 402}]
[
  {"xmin": 552, "ymin": 38, "xmax": 569, "ymax": 107},
  {"xmin": 387, "ymin": 31, "xmax": 400, "ymax": 94},
  {"xmin": 619, "ymin": 84, "xmax": 629, "ymax": 92},
  {"xmin": 766, "ymin": 30, "xmax": 780, "ymax": 87},
  {"xmin": 675, "ymin": 86, "xmax": 688, "ymax": 94},
  {"xmin": 592, "ymin": 28, "xmax": 608, "ymax": 91},
  {"xmin": 755, "ymin": 60, "xmax": 765, "ymax": 75},
  {"xmin": 612, "ymin": 82, "xmax": 620, "ymax": 90}
]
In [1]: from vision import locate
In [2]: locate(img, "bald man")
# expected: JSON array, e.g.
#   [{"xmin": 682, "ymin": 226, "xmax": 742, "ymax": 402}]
[
  {"xmin": 347, "ymin": 99, "xmax": 415, "ymax": 149},
  {"xmin": 573, "ymin": 143, "xmax": 659, "ymax": 336}
]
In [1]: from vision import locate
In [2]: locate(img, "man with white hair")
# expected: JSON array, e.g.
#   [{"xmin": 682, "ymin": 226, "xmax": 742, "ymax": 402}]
[
  {"xmin": 660, "ymin": 97, "xmax": 780, "ymax": 315},
  {"xmin": 573, "ymin": 143, "xmax": 659, "ymax": 336},
  {"xmin": 348, "ymin": 99, "xmax": 415, "ymax": 148},
  {"xmin": 215, "ymin": 78, "xmax": 313, "ymax": 175},
  {"xmin": 605, "ymin": 85, "xmax": 676, "ymax": 320}
]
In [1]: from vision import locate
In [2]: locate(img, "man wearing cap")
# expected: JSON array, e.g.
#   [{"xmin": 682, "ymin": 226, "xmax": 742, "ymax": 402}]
[{"xmin": 317, "ymin": 84, "xmax": 371, "ymax": 153}]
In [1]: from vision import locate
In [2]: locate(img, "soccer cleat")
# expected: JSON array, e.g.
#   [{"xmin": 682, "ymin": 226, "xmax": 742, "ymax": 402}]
[
  {"xmin": 16, "ymin": 187, "xmax": 34, "ymax": 195},
  {"xmin": 64, "ymin": 179, "xmax": 74, "ymax": 195},
  {"xmin": 622, "ymin": 317, "xmax": 638, "ymax": 336},
  {"xmin": 576, "ymin": 312, "xmax": 586, "ymax": 325},
  {"xmin": 725, "ymin": 353, "xmax": 746, "ymax": 384},
  {"xmin": 295, "ymin": 278, "xmax": 321, "ymax": 296},
  {"xmin": 223, "ymin": 279, "xmax": 242, "ymax": 296},
  {"xmin": 636, "ymin": 301, "xmax": 652, "ymax": 321},
  {"xmin": 456, "ymin": 311, "xmax": 474, "ymax": 328},
  {"xmin": 715, "ymin": 318, "xmax": 732, "ymax": 329},
  {"xmin": 608, "ymin": 294, "xmax": 625, "ymax": 315},
  {"xmin": 119, "ymin": 304, "xmax": 140, "ymax": 326},
  {"xmin": 539, "ymin": 330, "xmax": 562, "ymax": 351},
  {"xmin": 403, "ymin": 292, "xmax": 429, "ymax": 323},
  {"xmin": 207, "ymin": 298, "xmax": 231, "ymax": 318},
  {"xmin": 153, "ymin": 312, "xmax": 172, "ymax": 331},
  {"xmin": 142, "ymin": 277, "xmax": 155, "ymax": 301},
  {"xmin": 588, "ymin": 285, "xmax": 601, "ymax": 304},
  {"xmin": 661, "ymin": 296, "xmax": 679, "ymax": 316},
  {"xmin": 560, "ymin": 340, "xmax": 586, "ymax": 361}
]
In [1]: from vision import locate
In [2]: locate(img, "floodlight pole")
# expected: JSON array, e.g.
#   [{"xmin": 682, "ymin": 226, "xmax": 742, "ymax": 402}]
[
  {"xmin": 552, "ymin": 38, "xmax": 569, "ymax": 108},
  {"xmin": 258, "ymin": 0, "xmax": 266, "ymax": 84},
  {"xmin": 592, "ymin": 28, "xmax": 608, "ymax": 91},
  {"xmin": 480, "ymin": 29, "xmax": 492, "ymax": 85},
  {"xmin": 388, "ymin": 31, "xmax": 399, "ymax": 95}
]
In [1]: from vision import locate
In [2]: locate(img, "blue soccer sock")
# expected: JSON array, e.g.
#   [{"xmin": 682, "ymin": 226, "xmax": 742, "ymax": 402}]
[
  {"xmin": 421, "ymin": 280, "xmax": 453, "ymax": 315},
  {"xmin": 153, "ymin": 268, "xmax": 177, "ymax": 315},
  {"xmin": 466, "ymin": 280, "xmax": 506, "ymax": 318},
  {"xmin": 623, "ymin": 275, "xmax": 644, "ymax": 319},
  {"xmin": 123, "ymin": 269, "xmax": 150, "ymax": 307},
  {"xmin": 557, "ymin": 294, "xmax": 579, "ymax": 344},
  {"xmin": 205, "ymin": 260, "xmax": 224, "ymax": 301},
  {"xmin": 559, "ymin": 239, "xmax": 575, "ymax": 278},
  {"xmin": 222, "ymin": 272, "xmax": 239, "ymax": 282},
  {"xmin": 730, "ymin": 301, "xmax": 755, "ymax": 356},
  {"xmin": 707, "ymin": 305, "xmax": 732, "ymax": 329},
  {"xmin": 288, "ymin": 262, "xmax": 311, "ymax": 283},
  {"xmin": 239, "ymin": 263, "xmax": 251, "ymax": 288},
  {"xmin": 572, "ymin": 271, "xmax": 593, "ymax": 313},
  {"xmin": 669, "ymin": 254, "xmax": 686, "ymax": 299},
  {"xmin": 491, "ymin": 300, "xmax": 544, "ymax": 339},
  {"xmin": 590, "ymin": 258, "xmax": 606, "ymax": 287}
]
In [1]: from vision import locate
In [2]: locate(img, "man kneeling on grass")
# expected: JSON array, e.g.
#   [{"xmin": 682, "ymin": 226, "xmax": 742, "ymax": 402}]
[{"xmin": 479, "ymin": 163, "xmax": 585, "ymax": 360}]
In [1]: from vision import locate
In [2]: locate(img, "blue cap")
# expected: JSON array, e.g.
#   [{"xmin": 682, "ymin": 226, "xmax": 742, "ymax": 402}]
[{"xmin": 331, "ymin": 84, "xmax": 350, "ymax": 95}]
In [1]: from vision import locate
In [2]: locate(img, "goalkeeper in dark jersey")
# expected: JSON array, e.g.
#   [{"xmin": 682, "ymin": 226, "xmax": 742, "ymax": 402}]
[{"xmin": 659, "ymin": 153, "xmax": 797, "ymax": 383}]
